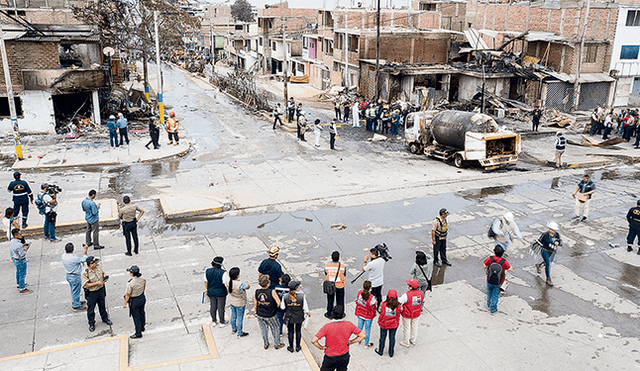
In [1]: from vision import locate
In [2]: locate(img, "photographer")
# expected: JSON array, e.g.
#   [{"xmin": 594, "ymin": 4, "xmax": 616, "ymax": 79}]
[
  {"xmin": 362, "ymin": 247, "xmax": 385, "ymax": 310},
  {"xmin": 39, "ymin": 184, "xmax": 61, "ymax": 243}
]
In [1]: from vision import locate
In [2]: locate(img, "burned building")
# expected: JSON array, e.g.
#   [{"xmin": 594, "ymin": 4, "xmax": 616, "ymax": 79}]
[{"xmin": 0, "ymin": 23, "xmax": 106, "ymax": 133}]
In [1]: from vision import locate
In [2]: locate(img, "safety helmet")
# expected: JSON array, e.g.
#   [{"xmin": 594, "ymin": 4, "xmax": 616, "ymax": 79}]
[
  {"xmin": 169, "ymin": 112, "xmax": 176, "ymax": 117},
  {"xmin": 503, "ymin": 212, "xmax": 515, "ymax": 223},
  {"xmin": 547, "ymin": 221, "xmax": 559, "ymax": 231},
  {"xmin": 268, "ymin": 246, "xmax": 280, "ymax": 257}
]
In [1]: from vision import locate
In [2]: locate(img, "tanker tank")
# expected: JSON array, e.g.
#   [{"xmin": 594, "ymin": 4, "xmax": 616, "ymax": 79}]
[{"xmin": 430, "ymin": 111, "xmax": 499, "ymax": 150}]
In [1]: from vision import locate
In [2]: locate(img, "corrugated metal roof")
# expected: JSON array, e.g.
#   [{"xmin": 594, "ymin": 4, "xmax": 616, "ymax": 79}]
[
  {"xmin": 464, "ymin": 29, "xmax": 488, "ymax": 50},
  {"xmin": 1, "ymin": 31, "xmax": 27, "ymax": 40}
]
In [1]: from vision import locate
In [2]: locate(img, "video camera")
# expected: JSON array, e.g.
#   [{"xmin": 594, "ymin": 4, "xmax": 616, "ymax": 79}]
[
  {"xmin": 374, "ymin": 243, "xmax": 392, "ymax": 262},
  {"xmin": 43, "ymin": 183, "xmax": 63, "ymax": 195}
]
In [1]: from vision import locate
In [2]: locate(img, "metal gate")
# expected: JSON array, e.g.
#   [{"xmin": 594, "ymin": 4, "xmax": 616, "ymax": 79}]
[
  {"xmin": 545, "ymin": 81, "xmax": 573, "ymax": 112},
  {"xmin": 578, "ymin": 82, "xmax": 611, "ymax": 111},
  {"xmin": 321, "ymin": 69, "xmax": 331, "ymax": 90}
]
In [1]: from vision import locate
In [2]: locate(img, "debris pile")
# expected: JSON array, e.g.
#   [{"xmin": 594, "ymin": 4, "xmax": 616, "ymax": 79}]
[{"xmin": 211, "ymin": 70, "xmax": 271, "ymax": 111}]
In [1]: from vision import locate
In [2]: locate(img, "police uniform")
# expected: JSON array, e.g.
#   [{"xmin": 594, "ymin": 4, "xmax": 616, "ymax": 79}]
[
  {"xmin": 126, "ymin": 276, "xmax": 146, "ymax": 337},
  {"xmin": 626, "ymin": 202, "xmax": 640, "ymax": 253},
  {"xmin": 432, "ymin": 213, "xmax": 449, "ymax": 266},
  {"xmin": 81, "ymin": 264, "xmax": 111, "ymax": 329},
  {"xmin": 7, "ymin": 175, "xmax": 33, "ymax": 226}
]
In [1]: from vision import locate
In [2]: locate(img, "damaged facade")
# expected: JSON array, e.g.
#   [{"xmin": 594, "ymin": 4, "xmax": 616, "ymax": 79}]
[{"xmin": 0, "ymin": 2, "xmax": 106, "ymax": 134}]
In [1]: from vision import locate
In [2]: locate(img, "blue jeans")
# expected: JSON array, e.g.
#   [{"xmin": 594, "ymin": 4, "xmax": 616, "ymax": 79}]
[
  {"xmin": 44, "ymin": 215, "xmax": 56, "ymax": 240},
  {"xmin": 391, "ymin": 123, "xmax": 399, "ymax": 136},
  {"xmin": 357, "ymin": 317, "xmax": 373, "ymax": 345},
  {"xmin": 230, "ymin": 305, "xmax": 246, "ymax": 336},
  {"xmin": 14, "ymin": 259, "xmax": 27, "ymax": 290},
  {"xmin": 378, "ymin": 327, "xmax": 397, "ymax": 357},
  {"xmin": 67, "ymin": 273, "xmax": 82, "ymax": 308},
  {"xmin": 540, "ymin": 249, "xmax": 554, "ymax": 279},
  {"xmin": 486, "ymin": 282, "xmax": 501, "ymax": 313},
  {"xmin": 627, "ymin": 225, "xmax": 640, "ymax": 246},
  {"xmin": 109, "ymin": 131, "xmax": 119, "ymax": 147}
]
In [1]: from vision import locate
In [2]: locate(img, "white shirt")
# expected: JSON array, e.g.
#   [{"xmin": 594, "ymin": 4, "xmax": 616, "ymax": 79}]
[
  {"xmin": 43, "ymin": 193, "xmax": 56, "ymax": 213},
  {"xmin": 364, "ymin": 258, "xmax": 385, "ymax": 287},
  {"xmin": 203, "ymin": 270, "xmax": 229, "ymax": 285}
]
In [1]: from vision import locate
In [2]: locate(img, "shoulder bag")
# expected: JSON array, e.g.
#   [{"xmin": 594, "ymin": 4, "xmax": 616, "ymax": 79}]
[{"xmin": 322, "ymin": 263, "xmax": 340, "ymax": 295}]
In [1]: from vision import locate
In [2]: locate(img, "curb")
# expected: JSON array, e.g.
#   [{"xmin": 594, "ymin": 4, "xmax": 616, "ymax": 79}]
[
  {"xmin": 159, "ymin": 194, "xmax": 232, "ymax": 221},
  {"xmin": 545, "ymin": 159, "xmax": 613, "ymax": 169}
]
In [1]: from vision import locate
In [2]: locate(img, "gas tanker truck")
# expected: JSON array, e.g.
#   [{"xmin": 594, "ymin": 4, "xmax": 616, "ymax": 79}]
[{"xmin": 404, "ymin": 110, "xmax": 521, "ymax": 170}]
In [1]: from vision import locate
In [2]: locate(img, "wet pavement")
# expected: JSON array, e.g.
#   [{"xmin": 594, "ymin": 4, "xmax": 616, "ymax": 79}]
[{"xmin": 1, "ymin": 64, "xmax": 640, "ymax": 369}]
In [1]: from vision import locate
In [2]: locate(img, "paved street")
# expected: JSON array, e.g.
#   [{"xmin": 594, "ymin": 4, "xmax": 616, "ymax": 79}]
[{"xmin": 1, "ymin": 65, "xmax": 640, "ymax": 370}]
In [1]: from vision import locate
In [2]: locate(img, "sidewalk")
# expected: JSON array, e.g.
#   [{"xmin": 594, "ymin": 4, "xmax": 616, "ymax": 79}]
[
  {"xmin": 3, "ymin": 198, "xmax": 118, "ymax": 241},
  {"xmin": 8, "ymin": 137, "xmax": 191, "ymax": 170}
]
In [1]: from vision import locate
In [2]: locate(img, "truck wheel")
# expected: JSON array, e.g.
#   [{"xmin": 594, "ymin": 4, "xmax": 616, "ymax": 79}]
[
  {"xmin": 409, "ymin": 142, "xmax": 420, "ymax": 154},
  {"xmin": 453, "ymin": 154, "xmax": 465, "ymax": 168}
]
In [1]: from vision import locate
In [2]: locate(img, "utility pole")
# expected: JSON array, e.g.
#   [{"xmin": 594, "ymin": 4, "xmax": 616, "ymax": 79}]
[
  {"xmin": 344, "ymin": 9, "xmax": 349, "ymax": 87},
  {"xmin": 573, "ymin": 0, "xmax": 590, "ymax": 112},
  {"xmin": 143, "ymin": 52, "xmax": 150, "ymax": 103},
  {"xmin": 281, "ymin": 0, "xmax": 288, "ymax": 106},
  {"xmin": 154, "ymin": 10, "xmax": 164, "ymax": 125},
  {"xmin": 374, "ymin": 0, "xmax": 381, "ymax": 101},
  {"xmin": 0, "ymin": 24, "xmax": 22, "ymax": 160}
]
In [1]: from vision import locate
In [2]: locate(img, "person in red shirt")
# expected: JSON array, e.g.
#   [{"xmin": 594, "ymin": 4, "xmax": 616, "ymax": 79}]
[
  {"xmin": 483, "ymin": 245, "xmax": 513, "ymax": 313},
  {"xmin": 375, "ymin": 289, "xmax": 401, "ymax": 358},
  {"xmin": 398, "ymin": 279, "xmax": 425, "ymax": 347},
  {"xmin": 312, "ymin": 305, "xmax": 365, "ymax": 371},
  {"xmin": 354, "ymin": 280, "xmax": 376, "ymax": 348}
]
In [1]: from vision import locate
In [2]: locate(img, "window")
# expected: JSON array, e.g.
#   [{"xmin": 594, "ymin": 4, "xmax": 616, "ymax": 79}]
[
  {"xmin": 297, "ymin": 63, "xmax": 305, "ymax": 74},
  {"xmin": 259, "ymin": 37, "xmax": 262, "ymax": 46},
  {"xmin": 303, "ymin": 37, "xmax": 308, "ymax": 49},
  {"xmin": 348, "ymin": 35, "xmax": 359, "ymax": 53},
  {"xmin": 272, "ymin": 41, "xmax": 276, "ymax": 51},
  {"xmin": 585, "ymin": 45, "xmax": 597, "ymax": 63},
  {"xmin": 325, "ymin": 39, "xmax": 334, "ymax": 55},
  {"xmin": 323, "ymin": 11, "xmax": 334, "ymax": 28},
  {"xmin": 0, "ymin": 97, "xmax": 23, "ymax": 117},
  {"xmin": 419, "ymin": 3, "xmax": 436, "ymax": 11},
  {"xmin": 620, "ymin": 45, "xmax": 640, "ymax": 60},
  {"xmin": 235, "ymin": 25, "xmax": 243, "ymax": 31},
  {"xmin": 626, "ymin": 10, "xmax": 640, "ymax": 27},
  {"xmin": 335, "ymin": 33, "xmax": 344, "ymax": 50}
]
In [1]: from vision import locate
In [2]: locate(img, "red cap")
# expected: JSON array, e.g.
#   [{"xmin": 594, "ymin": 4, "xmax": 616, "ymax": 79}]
[
  {"xmin": 406, "ymin": 279, "xmax": 419, "ymax": 289},
  {"xmin": 387, "ymin": 289, "xmax": 397, "ymax": 299}
]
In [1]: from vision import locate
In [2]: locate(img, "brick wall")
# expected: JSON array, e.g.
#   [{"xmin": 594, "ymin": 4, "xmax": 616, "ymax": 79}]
[
  {"xmin": 361, "ymin": 34, "xmax": 449, "ymax": 64},
  {"xmin": 0, "ymin": 41, "xmax": 60, "ymax": 90}
]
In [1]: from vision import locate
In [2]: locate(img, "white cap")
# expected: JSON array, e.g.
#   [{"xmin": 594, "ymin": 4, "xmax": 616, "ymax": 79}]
[
  {"xmin": 109, "ymin": 115, "xmax": 115, "ymax": 119},
  {"xmin": 547, "ymin": 221, "xmax": 559, "ymax": 230},
  {"xmin": 503, "ymin": 212, "xmax": 515, "ymax": 223}
]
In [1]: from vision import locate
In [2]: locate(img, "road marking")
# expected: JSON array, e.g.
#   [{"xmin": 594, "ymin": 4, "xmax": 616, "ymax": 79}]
[{"xmin": 300, "ymin": 339, "xmax": 320, "ymax": 371}]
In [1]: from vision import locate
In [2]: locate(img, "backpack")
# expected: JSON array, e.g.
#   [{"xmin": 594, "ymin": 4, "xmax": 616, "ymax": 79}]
[
  {"xmin": 35, "ymin": 192, "xmax": 47, "ymax": 215},
  {"xmin": 487, "ymin": 256, "xmax": 503, "ymax": 285},
  {"xmin": 487, "ymin": 220, "xmax": 497, "ymax": 239}
]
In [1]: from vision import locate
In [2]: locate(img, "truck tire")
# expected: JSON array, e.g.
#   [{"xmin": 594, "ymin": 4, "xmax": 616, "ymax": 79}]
[
  {"xmin": 453, "ymin": 153, "xmax": 465, "ymax": 168},
  {"xmin": 408, "ymin": 142, "xmax": 420, "ymax": 154}
]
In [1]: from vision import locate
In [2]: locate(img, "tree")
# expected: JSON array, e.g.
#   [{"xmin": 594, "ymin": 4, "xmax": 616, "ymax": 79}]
[
  {"xmin": 230, "ymin": 0, "xmax": 254, "ymax": 23},
  {"xmin": 72, "ymin": 0, "xmax": 201, "ymax": 100}
]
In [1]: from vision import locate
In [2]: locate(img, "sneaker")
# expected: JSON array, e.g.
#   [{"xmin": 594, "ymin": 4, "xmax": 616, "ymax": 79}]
[
  {"xmin": 89, "ymin": 324, "xmax": 95, "ymax": 332},
  {"xmin": 375, "ymin": 348, "xmax": 383, "ymax": 356},
  {"xmin": 219, "ymin": 323, "xmax": 227, "ymax": 328},
  {"xmin": 399, "ymin": 341, "xmax": 410, "ymax": 348},
  {"xmin": 628, "ymin": 245, "xmax": 633, "ymax": 252},
  {"xmin": 274, "ymin": 343, "xmax": 285, "ymax": 350},
  {"xmin": 51, "ymin": 238, "xmax": 62, "ymax": 243},
  {"xmin": 93, "ymin": 245, "xmax": 105, "ymax": 250},
  {"xmin": 442, "ymin": 260, "xmax": 452, "ymax": 267},
  {"xmin": 535, "ymin": 263, "xmax": 542, "ymax": 274},
  {"xmin": 19, "ymin": 289, "xmax": 33, "ymax": 294},
  {"xmin": 231, "ymin": 329, "xmax": 237, "ymax": 334},
  {"xmin": 434, "ymin": 261, "xmax": 442, "ymax": 267},
  {"xmin": 546, "ymin": 277, "xmax": 554, "ymax": 287},
  {"xmin": 211, "ymin": 322, "xmax": 217, "ymax": 327},
  {"xmin": 130, "ymin": 334, "xmax": 142, "ymax": 339},
  {"xmin": 580, "ymin": 216, "xmax": 588, "ymax": 222},
  {"xmin": 103, "ymin": 319, "xmax": 113, "ymax": 326},
  {"xmin": 238, "ymin": 332, "xmax": 249, "ymax": 337}
]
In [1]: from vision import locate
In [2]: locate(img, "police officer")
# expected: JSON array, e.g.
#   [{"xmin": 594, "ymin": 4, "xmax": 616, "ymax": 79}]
[
  {"xmin": 123, "ymin": 265, "xmax": 146, "ymax": 339},
  {"xmin": 626, "ymin": 200, "xmax": 640, "ymax": 255},
  {"xmin": 432, "ymin": 208, "xmax": 450, "ymax": 267},
  {"xmin": 81, "ymin": 256, "xmax": 113, "ymax": 332},
  {"xmin": 532, "ymin": 105, "xmax": 542, "ymax": 131},
  {"xmin": 7, "ymin": 171, "xmax": 33, "ymax": 228}
]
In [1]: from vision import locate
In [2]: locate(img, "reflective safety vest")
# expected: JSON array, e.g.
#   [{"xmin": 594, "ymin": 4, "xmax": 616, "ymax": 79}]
[
  {"xmin": 401, "ymin": 290, "xmax": 424, "ymax": 319},
  {"xmin": 378, "ymin": 302, "xmax": 401, "ymax": 329},
  {"xmin": 355, "ymin": 290, "xmax": 376, "ymax": 320}
]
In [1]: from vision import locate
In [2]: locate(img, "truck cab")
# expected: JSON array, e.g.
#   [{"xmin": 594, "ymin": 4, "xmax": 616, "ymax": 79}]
[{"xmin": 404, "ymin": 111, "xmax": 437, "ymax": 154}]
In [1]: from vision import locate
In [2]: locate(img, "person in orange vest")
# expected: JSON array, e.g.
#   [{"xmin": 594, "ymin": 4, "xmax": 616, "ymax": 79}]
[
  {"xmin": 375, "ymin": 289, "xmax": 401, "ymax": 357},
  {"xmin": 354, "ymin": 280, "xmax": 376, "ymax": 348},
  {"xmin": 398, "ymin": 279, "xmax": 425, "ymax": 347},
  {"xmin": 324, "ymin": 251, "xmax": 347, "ymax": 319}
]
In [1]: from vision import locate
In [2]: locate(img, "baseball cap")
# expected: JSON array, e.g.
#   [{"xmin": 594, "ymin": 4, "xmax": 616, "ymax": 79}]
[
  {"xmin": 406, "ymin": 279, "xmax": 419, "ymax": 289},
  {"xmin": 13, "ymin": 171, "xmax": 20, "ymax": 179},
  {"xmin": 547, "ymin": 221, "xmax": 559, "ymax": 230},
  {"xmin": 123, "ymin": 195, "xmax": 131, "ymax": 203},
  {"xmin": 126, "ymin": 265, "xmax": 140, "ymax": 274},
  {"xmin": 268, "ymin": 246, "xmax": 280, "ymax": 257},
  {"xmin": 637, "ymin": 199, "xmax": 640, "ymax": 205},
  {"xmin": 213, "ymin": 256, "xmax": 224, "ymax": 264},
  {"xmin": 86, "ymin": 256, "xmax": 99, "ymax": 265},
  {"xmin": 387, "ymin": 289, "xmax": 398, "ymax": 299},
  {"xmin": 439, "ymin": 208, "xmax": 449, "ymax": 215},
  {"xmin": 288, "ymin": 281, "xmax": 300, "ymax": 290}
]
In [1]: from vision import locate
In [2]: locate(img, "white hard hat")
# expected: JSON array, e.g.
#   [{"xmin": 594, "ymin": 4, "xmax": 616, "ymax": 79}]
[
  {"xmin": 503, "ymin": 212, "xmax": 515, "ymax": 223},
  {"xmin": 547, "ymin": 221, "xmax": 559, "ymax": 230}
]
